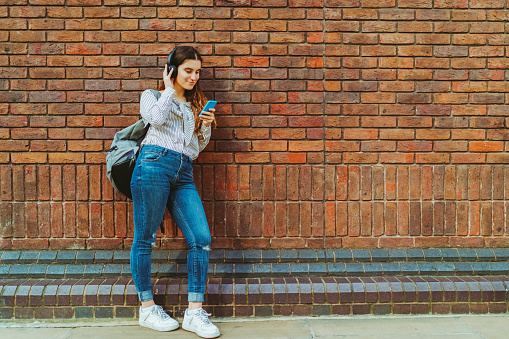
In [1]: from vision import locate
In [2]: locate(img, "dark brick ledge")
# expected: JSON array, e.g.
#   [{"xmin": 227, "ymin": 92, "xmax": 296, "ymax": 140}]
[
  {"xmin": 3, "ymin": 248, "xmax": 509, "ymax": 265},
  {"xmin": 2, "ymin": 261, "xmax": 509, "ymax": 279},
  {"xmin": 1, "ymin": 276, "xmax": 508, "ymax": 319},
  {"xmin": 1, "ymin": 249, "xmax": 509, "ymax": 279}
]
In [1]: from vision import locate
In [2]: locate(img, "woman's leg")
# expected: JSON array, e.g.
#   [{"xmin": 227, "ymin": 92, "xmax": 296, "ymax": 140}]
[
  {"xmin": 167, "ymin": 180, "xmax": 220, "ymax": 338},
  {"xmin": 166, "ymin": 182, "xmax": 211, "ymax": 305},
  {"xmin": 130, "ymin": 147, "xmax": 171, "ymax": 304},
  {"xmin": 130, "ymin": 146, "xmax": 181, "ymax": 332}
]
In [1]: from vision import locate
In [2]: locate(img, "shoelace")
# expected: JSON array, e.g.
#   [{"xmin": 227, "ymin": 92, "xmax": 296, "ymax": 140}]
[
  {"xmin": 152, "ymin": 305, "xmax": 171, "ymax": 321},
  {"xmin": 195, "ymin": 308, "xmax": 212, "ymax": 326}
]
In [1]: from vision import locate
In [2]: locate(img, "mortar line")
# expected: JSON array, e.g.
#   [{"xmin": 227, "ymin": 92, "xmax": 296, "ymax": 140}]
[{"xmin": 322, "ymin": 0, "xmax": 327, "ymax": 252}]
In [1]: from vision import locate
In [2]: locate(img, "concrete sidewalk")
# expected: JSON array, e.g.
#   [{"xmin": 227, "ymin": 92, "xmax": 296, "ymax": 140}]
[{"xmin": 1, "ymin": 314, "xmax": 509, "ymax": 339}]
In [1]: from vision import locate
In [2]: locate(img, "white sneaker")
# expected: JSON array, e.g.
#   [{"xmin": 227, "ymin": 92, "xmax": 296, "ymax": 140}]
[
  {"xmin": 182, "ymin": 308, "xmax": 220, "ymax": 338},
  {"xmin": 139, "ymin": 304, "xmax": 179, "ymax": 332}
]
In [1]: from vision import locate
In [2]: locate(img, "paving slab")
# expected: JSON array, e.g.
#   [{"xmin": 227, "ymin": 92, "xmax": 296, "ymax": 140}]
[
  {"xmin": 215, "ymin": 320, "xmax": 312, "ymax": 339},
  {"xmin": 459, "ymin": 315, "xmax": 509, "ymax": 339},
  {"xmin": 1, "ymin": 315, "xmax": 509, "ymax": 339},
  {"xmin": 66, "ymin": 326, "xmax": 187, "ymax": 339},
  {"xmin": 315, "ymin": 336, "xmax": 483, "ymax": 339},
  {"xmin": 65, "ymin": 320, "xmax": 313, "ymax": 339},
  {"xmin": 311, "ymin": 317, "xmax": 478, "ymax": 337},
  {"xmin": 0, "ymin": 328, "xmax": 72, "ymax": 339}
]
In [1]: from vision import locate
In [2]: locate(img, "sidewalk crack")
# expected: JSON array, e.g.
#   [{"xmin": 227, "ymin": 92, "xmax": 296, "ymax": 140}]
[
  {"xmin": 304, "ymin": 319, "xmax": 317, "ymax": 339},
  {"xmin": 457, "ymin": 317, "xmax": 488, "ymax": 339},
  {"xmin": 63, "ymin": 327, "xmax": 75, "ymax": 339}
]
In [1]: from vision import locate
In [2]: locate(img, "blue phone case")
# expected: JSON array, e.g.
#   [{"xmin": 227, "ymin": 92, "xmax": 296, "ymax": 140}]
[{"xmin": 200, "ymin": 101, "xmax": 217, "ymax": 115}]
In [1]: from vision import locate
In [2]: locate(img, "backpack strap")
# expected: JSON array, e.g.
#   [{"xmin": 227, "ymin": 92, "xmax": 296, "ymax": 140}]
[{"xmin": 148, "ymin": 89, "xmax": 162, "ymax": 100}]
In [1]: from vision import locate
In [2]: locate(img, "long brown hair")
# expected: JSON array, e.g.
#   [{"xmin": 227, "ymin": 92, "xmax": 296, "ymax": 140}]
[{"xmin": 157, "ymin": 46, "xmax": 216, "ymax": 132}]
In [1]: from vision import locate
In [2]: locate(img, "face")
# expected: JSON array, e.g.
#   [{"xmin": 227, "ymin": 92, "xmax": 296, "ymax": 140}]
[{"xmin": 175, "ymin": 59, "xmax": 201, "ymax": 90}]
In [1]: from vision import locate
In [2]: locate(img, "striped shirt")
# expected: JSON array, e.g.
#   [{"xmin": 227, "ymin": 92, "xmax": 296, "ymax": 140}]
[{"xmin": 139, "ymin": 87, "xmax": 211, "ymax": 160}]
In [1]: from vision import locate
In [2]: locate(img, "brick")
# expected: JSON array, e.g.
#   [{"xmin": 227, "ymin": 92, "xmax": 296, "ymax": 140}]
[{"xmin": 470, "ymin": 141, "xmax": 504, "ymax": 152}]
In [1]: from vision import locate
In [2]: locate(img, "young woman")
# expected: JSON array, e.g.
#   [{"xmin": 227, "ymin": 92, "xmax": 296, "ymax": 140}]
[{"xmin": 130, "ymin": 46, "xmax": 219, "ymax": 339}]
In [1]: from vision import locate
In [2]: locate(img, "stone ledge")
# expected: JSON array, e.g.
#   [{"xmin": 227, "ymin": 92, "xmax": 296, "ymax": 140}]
[
  {"xmin": 2, "ymin": 249, "xmax": 509, "ymax": 265},
  {"xmin": 1, "ymin": 261, "xmax": 508, "ymax": 279},
  {"xmin": 2, "ymin": 248, "xmax": 509, "ymax": 279},
  {"xmin": 0, "ymin": 276, "xmax": 508, "ymax": 319}
]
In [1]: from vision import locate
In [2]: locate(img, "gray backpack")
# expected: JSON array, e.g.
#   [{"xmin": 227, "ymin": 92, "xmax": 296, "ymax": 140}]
[{"xmin": 106, "ymin": 89, "xmax": 161, "ymax": 199}]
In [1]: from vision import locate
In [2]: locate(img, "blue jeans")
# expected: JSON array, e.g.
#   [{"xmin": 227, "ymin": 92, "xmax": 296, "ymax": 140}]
[{"xmin": 130, "ymin": 145, "xmax": 211, "ymax": 303}]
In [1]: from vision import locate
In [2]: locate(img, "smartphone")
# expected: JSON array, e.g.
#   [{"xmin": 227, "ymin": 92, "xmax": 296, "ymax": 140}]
[{"xmin": 200, "ymin": 100, "xmax": 217, "ymax": 116}]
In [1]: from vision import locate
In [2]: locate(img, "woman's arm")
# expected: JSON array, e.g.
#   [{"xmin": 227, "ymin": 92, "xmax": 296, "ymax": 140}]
[
  {"xmin": 197, "ymin": 124, "xmax": 212, "ymax": 153},
  {"xmin": 140, "ymin": 87, "xmax": 182, "ymax": 128},
  {"xmin": 140, "ymin": 65, "xmax": 181, "ymax": 128},
  {"xmin": 197, "ymin": 107, "xmax": 215, "ymax": 152}
]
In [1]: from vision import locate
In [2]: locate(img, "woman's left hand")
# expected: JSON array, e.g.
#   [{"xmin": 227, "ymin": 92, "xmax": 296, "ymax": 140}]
[{"xmin": 199, "ymin": 108, "xmax": 215, "ymax": 127}]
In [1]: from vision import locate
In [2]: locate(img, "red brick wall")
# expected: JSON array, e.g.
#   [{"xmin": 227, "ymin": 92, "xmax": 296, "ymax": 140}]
[{"xmin": 1, "ymin": 0, "xmax": 509, "ymax": 250}]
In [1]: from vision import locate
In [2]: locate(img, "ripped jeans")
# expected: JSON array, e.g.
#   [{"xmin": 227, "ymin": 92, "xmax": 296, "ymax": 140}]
[{"xmin": 130, "ymin": 145, "xmax": 211, "ymax": 303}]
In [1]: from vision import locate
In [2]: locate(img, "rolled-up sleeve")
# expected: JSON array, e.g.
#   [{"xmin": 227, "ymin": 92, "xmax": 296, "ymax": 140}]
[
  {"xmin": 140, "ymin": 88, "xmax": 181, "ymax": 128},
  {"xmin": 198, "ymin": 123, "xmax": 212, "ymax": 152}
]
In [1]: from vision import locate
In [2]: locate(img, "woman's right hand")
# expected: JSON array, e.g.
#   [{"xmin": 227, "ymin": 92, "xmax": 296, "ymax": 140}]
[{"xmin": 163, "ymin": 64, "xmax": 174, "ymax": 89}]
